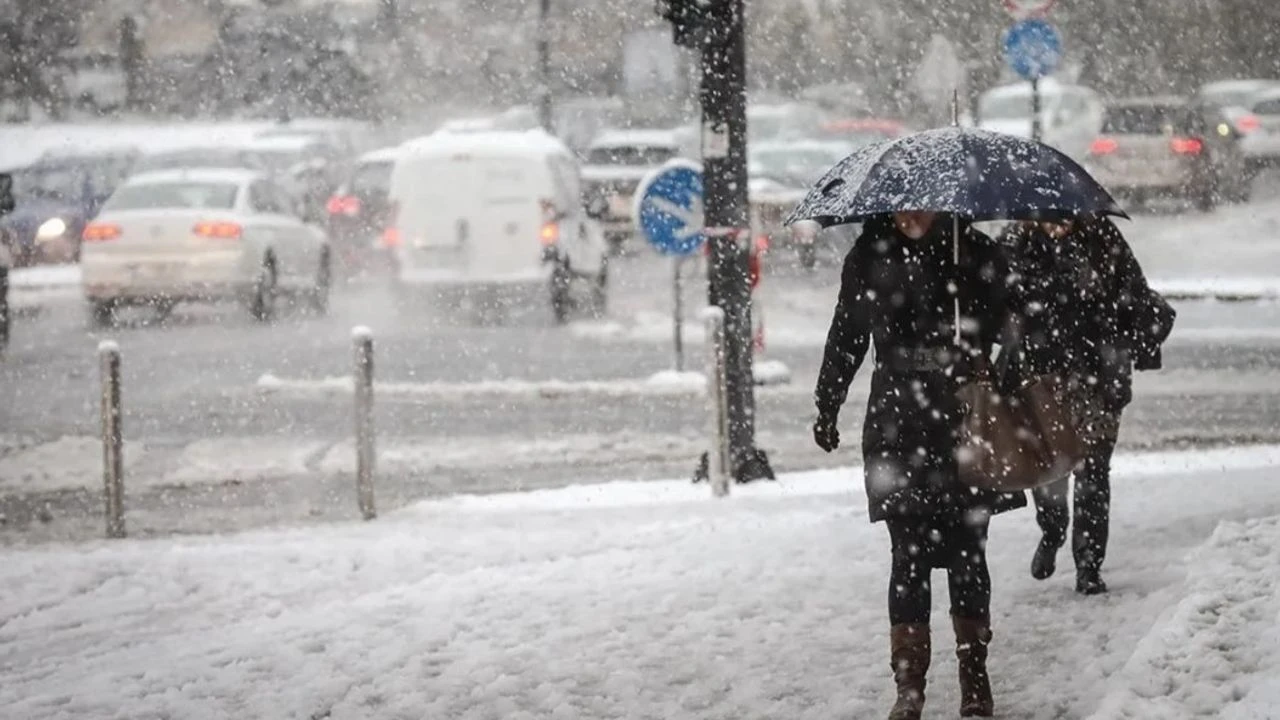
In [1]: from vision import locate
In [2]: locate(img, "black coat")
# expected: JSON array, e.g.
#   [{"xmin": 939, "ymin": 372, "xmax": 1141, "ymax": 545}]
[
  {"xmin": 999, "ymin": 217, "xmax": 1175, "ymax": 411},
  {"xmin": 816, "ymin": 217, "xmax": 1026, "ymax": 522}
]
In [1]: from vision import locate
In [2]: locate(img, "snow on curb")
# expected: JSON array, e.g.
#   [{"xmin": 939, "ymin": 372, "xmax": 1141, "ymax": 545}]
[
  {"xmin": 9, "ymin": 264, "xmax": 82, "ymax": 310},
  {"xmin": 1088, "ymin": 516, "xmax": 1280, "ymax": 719},
  {"xmin": 0, "ymin": 437, "xmax": 145, "ymax": 493},
  {"xmin": 1151, "ymin": 277, "xmax": 1280, "ymax": 302},
  {"xmin": 256, "ymin": 367, "xmax": 793, "ymax": 399}
]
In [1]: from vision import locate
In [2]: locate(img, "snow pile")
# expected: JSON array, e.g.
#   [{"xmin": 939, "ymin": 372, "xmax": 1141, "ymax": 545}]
[
  {"xmin": 163, "ymin": 438, "xmax": 326, "ymax": 485},
  {"xmin": 1089, "ymin": 516, "xmax": 1280, "ymax": 720},
  {"xmin": 8, "ymin": 264, "xmax": 82, "ymax": 311}
]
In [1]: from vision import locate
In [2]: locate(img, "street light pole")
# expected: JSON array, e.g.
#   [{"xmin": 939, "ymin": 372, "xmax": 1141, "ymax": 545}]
[
  {"xmin": 697, "ymin": 0, "xmax": 773, "ymax": 482},
  {"xmin": 537, "ymin": 0, "xmax": 553, "ymax": 131}
]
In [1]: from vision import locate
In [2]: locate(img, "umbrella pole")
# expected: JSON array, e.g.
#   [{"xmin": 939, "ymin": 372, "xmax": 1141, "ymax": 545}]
[{"xmin": 953, "ymin": 214, "xmax": 961, "ymax": 345}]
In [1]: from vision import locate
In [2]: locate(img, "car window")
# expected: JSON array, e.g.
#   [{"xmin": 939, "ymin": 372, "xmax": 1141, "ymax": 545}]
[
  {"xmin": 1254, "ymin": 98, "xmax": 1280, "ymax": 116},
  {"xmin": 104, "ymin": 181, "xmax": 239, "ymax": 211},
  {"xmin": 249, "ymin": 181, "xmax": 289, "ymax": 215},
  {"xmin": 586, "ymin": 145, "xmax": 676, "ymax": 166},
  {"xmin": 350, "ymin": 160, "xmax": 393, "ymax": 197},
  {"xmin": 1102, "ymin": 105, "xmax": 1182, "ymax": 134}
]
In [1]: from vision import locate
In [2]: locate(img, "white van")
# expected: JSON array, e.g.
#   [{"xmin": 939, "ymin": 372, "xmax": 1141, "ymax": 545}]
[
  {"xmin": 386, "ymin": 130, "xmax": 609, "ymax": 323},
  {"xmin": 978, "ymin": 79, "xmax": 1104, "ymax": 162}
]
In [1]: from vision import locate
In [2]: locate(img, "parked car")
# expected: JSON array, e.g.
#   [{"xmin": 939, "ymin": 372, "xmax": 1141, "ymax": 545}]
[
  {"xmin": 1084, "ymin": 96, "xmax": 1244, "ymax": 211},
  {"xmin": 0, "ymin": 149, "xmax": 139, "ymax": 266},
  {"xmin": 385, "ymin": 130, "xmax": 608, "ymax": 324},
  {"xmin": 978, "ymin": 79, "xmax": 1104, "ymax": 161},
  {"xmin": 1238, "ymin": 88, "xmax": 1280, "ymax": 179},
  {"xmin": 80, "ymin": 168, "xmax": 330, "ymax": 326},
  {"xmin": 581, "ymin": 129, "xmax": 681, "ymax": 254},
  {"xmin": 326, "ymin": 145, "xmax": 400, "ymax": 279},
  {"xmin": 748, "ymin": 140, "xmax": 856, "ymax": 269},
  {"xmin": 1196, "ymin": 79, "xmax": 1280, "ymax": 134}
]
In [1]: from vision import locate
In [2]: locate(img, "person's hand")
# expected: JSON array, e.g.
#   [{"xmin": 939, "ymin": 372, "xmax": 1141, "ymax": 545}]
[{"xmin": 813, "ymin": 414, "xmax": 840, "ymax": 452}]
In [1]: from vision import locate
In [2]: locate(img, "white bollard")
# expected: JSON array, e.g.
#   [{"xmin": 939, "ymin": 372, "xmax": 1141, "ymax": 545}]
[
  {"xmin": 703, "ymin": 306, "xmax": 731, "ymax": 497},
  {"xmin": 352, "ymin": 326, "xmax": 377, "ymax": 520},
  {"xmin": 98, "ymin": 340, "xmax": 126, "ymax": 538}
]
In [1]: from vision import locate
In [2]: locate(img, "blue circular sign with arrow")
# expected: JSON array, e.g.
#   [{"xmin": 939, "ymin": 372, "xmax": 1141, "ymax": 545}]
[
  {"xmin": 1003, "ymin": 18, "xmax": 1062, "ymax": 81},
  {"xmin": 634, "ymin": 159, "xmax": 705, "ymax": 257}
]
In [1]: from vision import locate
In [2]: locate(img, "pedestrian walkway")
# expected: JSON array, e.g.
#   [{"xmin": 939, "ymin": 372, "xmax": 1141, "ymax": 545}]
[{"xmin": 4, "ymin": 446, "xmax": 1280, "ymax": 719}]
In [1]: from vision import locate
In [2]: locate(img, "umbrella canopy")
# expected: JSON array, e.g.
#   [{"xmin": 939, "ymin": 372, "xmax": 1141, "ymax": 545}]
[{"xmin": 784, "ymin": 126, "xmax": 1126, "ymax": 227}]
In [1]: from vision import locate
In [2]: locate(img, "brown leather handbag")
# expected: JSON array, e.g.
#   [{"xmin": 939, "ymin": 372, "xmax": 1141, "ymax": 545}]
[{"xmin": 955, "ymin": 361, "xmax": 1087, "ymax": 492}]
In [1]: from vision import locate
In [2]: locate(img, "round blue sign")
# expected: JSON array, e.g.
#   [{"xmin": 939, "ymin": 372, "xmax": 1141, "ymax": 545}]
[
  {"xmin": 1003, "ymin": 19, "xmax": 1062, "ymax": 81},
  {"xmin": 635, "ymin": 160, "xmax": 705, "ymax": 257}
]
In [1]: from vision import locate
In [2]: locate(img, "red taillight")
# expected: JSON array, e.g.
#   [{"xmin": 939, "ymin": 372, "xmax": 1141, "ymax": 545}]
[
  {"xmin": 380, "ymin": 201, "xmax": 401, "ymax": 248},
  {"xmin": 1089, "ymin": 138, "xmax": 1119, "ymax": 155},
  {"xmin": 1170, "ymin": 137, "xmax": 1203, "ymax": 155},
  {"xmin": 1236, "ymin": 114, "xmax": 1261, "ymax": 133},
  {"xmin": 193, "ymin": 221, "xmax": 242, "ymax": 240},
  {"xmin": 326, "ymin": 195, "xmax": 361, "ymax": 217},
  {"xmin": 82, "ymin": 222, "xmax": 122, "ymax": 242}
]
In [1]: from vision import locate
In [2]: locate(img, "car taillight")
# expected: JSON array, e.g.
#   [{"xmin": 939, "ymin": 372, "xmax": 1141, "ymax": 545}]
[
  {"xmin": 326, "ymin": 194, "xmax": 361, "ymax": 217},
  {"xmin": 1170, "ymin": 137, "xmax": 1203, "ymax": 155},
  {"xmin": 380, "ymin": 201, "xmax": 401, "ymax": 248},
  {"xmin": 539, "ymin": 221, "xmax": 560, "ymax": 246},
  {"xmin": 82, "ymin": 222, "xmax": 122, "ymax": 242},
  {"xmin": 193, "ymin": 221, "xmax": 242, "ymax": 239},
  {"xmin": 1089, "ymin": 138, "xmax": 1119, "ymax": 155},
  {"xmin": 1236, "ymin": 114, "xmax": 1261, "ymax": 133}
]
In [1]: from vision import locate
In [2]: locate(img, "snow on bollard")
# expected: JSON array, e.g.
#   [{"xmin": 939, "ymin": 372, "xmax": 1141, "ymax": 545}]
[
  {"xmin": 352, "ymin": 326, "xmax": 377, "ymax": 520},
  {"xmin": 98, "ymin": 340, "xmax": 125, "ymax": 538},
  {"xmin": 702, "ymin": 306, "xmax": 731, "ymax": 498}
]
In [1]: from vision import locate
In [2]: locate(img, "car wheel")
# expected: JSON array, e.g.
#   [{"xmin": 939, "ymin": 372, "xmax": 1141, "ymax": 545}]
[
  {"xmin": 550, "ymin": 264, "xmax": 572, "ymax": 325},
  {"xmin": 308, "ymin": 251, "xmax": 331, "ymax": 316},
  {"xmin": 248, "ymin": 258, "xmax": 277, "ymax": 323},
  {"xmin": 89, "ymin": 300, "xmax": 115, "ymax": 329}
]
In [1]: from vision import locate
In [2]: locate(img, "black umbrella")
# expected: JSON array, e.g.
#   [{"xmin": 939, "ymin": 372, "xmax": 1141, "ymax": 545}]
[{"xmin": 784, "ymin": 126, "xmax": 1126, "ymax": 227}]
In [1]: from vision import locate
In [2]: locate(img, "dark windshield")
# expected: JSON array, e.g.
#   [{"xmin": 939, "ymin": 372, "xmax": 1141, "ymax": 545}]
[
  {"xmin": 586, "ymin": 146, "xmax": 676, "ymax": 166},
  {"xmin": 1102, "ymin": 104, "xmax": 1183, "ymax": 134}
]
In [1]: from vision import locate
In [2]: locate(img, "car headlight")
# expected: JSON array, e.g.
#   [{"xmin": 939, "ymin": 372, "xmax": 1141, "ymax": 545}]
[{"xmin": 36, "ymin": 217, "xmax": 67, "ymax": 241}]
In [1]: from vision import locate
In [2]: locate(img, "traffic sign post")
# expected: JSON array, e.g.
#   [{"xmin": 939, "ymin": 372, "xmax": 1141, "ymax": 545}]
[
  {"xmin": 1003, "ymin": 18, "xmax": 1063, "ymax": 143},
  {"xmin": 635, "ymin": 159, "xmax": 706, "ymax": 373}
]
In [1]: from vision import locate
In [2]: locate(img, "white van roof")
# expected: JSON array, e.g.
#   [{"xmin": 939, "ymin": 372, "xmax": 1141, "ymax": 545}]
[
  {"xmin": 401, "ymin": 129, "xmax": 570, "ymax": 160},
  {"xmin": 982, "ymin": 78, "xmax": 1094, "ymax": 99}
]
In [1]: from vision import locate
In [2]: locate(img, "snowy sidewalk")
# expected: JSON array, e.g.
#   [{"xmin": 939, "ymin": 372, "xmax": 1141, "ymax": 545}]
[{"xmin": 3, "ymin": 446, "xmax": 1280, "ymax": 719}]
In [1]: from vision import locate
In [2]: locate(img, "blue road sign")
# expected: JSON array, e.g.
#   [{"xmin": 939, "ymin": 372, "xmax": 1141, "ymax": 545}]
[
  {"xmin": 1003, "ymin": 19, "xmax": 1062, "ymax": 81},
  {"xmin": 635, "ymin": 159, "xmax": 705, "ymax": 257}
]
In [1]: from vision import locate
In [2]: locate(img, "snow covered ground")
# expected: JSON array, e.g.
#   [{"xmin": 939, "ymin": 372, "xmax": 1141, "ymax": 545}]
[{"xmin": 3, "ymin": 445, "xmax": 1280, "ymax": 719}]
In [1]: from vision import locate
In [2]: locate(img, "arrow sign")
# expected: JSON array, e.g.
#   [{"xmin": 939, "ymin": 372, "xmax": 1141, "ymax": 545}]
[
  {"xmin": 1003, "ymin": 18, "xmax": 1062, "ymax": 81},
  {"xmin": 634, "ymin": 159, "xmax": 706, "ymax": 257}
]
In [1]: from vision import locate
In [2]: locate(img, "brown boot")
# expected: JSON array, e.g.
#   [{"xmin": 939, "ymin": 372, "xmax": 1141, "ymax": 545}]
[
  {"xmin": 953, "ymin": 615, "xmax": 994, "ymax": 717},
  {"xmin": 888, "ymin": 623, "xmax": 930, "ymax": 720}
]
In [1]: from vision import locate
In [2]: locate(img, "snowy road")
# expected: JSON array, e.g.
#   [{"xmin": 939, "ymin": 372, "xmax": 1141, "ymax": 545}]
[
  {"xmin": 2, "ymin": 201, "xmax": 1280, "ymax": 541},
  {"xmin": 3, "ymin": 446, "xmax": 1280, "ymax": 719}
]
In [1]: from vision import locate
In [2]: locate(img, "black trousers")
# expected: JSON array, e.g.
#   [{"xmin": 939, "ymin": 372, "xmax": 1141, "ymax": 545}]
[
  {"xmin": 885, "ymin": 511, "xmax": 991, "ymax": 625},
  {"xmin": 1032, "ymin": 422, "xmax": 1120, "ymax": 573}
]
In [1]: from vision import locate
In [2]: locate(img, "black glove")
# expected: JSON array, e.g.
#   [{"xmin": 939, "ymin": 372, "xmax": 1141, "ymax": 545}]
[{"xmin": 813, "ymin": 414, "xmax": 840, "ymax": 453}]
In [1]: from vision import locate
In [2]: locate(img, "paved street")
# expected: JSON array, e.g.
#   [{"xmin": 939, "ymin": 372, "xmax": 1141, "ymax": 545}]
[{"xmin": 3, "ymin": 200, "xmax": 1280, "ymax": 543}]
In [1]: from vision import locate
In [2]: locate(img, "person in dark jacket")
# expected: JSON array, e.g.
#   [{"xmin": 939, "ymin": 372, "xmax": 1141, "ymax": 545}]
[
  {"xmin": 813, "ymin": 211, "xmax": 1024, "ymax": 720},
  {"xmin": 999, "ymin": 215, "xmax": 1174, "ymax": 595}
]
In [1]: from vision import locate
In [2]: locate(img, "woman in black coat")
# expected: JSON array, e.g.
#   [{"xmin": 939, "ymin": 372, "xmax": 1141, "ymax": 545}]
[
  {"xmin": 813, "ymin": 211, "xmax": 1023, "ymax": 720},
  {"xmin": 999, "ymin": 216, "xmax": 1174, "ymax": 595}
]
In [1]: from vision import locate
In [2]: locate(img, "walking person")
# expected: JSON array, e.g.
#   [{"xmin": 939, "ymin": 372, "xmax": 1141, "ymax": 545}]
[
  {"xmin": 999, "ymin": 216, "xmax": 1175, "ymax": 595},
  {"xmin": 813, "ymin": 211, "xmax": 1024, "ymax": 719}
]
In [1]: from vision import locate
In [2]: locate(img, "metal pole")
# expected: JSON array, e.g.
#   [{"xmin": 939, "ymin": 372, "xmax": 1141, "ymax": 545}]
[
  {"xmin": 99, "ymin": 340, "xmax": 125, "ymax": 539},
  {"xmin": 352, "ymin": 326, "xmax": 377, "ymax": 520},
  {"xmin": 673, "ymin": 256, "xmax": 685, "ymax": 372},
  {"xmin": 537, "ymin": 0, "xmax": 553, "ymax": 132},
  {"xmin": 704, "ymin": 306, "xmax": 730, "ymax": 497},
  {"xmin": 699, "ymin": 0, "xmax": 772, "ymax": 482},
  {"xmin": 1031, "ymin": 76, "xmax": 1042, "ymax": 142}
]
